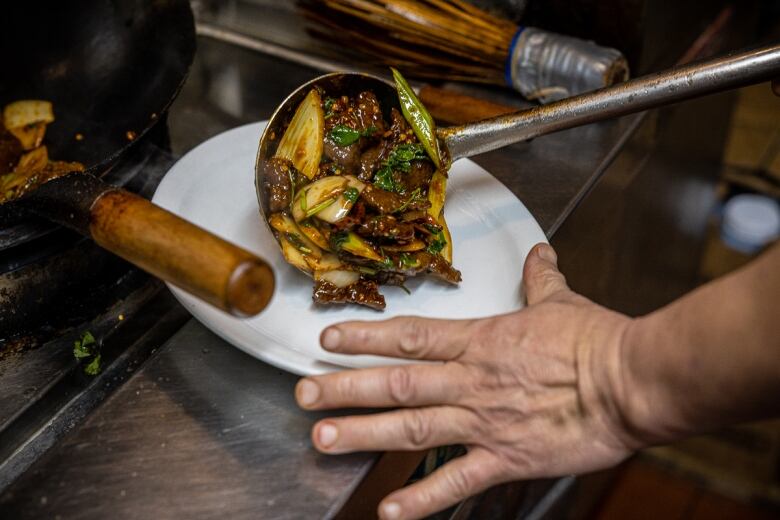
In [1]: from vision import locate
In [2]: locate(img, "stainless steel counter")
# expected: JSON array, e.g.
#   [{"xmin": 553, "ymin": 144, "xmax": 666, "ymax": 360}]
[{"xmin": 0, "ymin": 33, "xmax": 646, "ymax": 518}]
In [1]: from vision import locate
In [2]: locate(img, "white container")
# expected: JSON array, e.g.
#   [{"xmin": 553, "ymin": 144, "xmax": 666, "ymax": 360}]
[{"xmin": 721, "ymin": 194, "xmax": 780, "ymax": 254}]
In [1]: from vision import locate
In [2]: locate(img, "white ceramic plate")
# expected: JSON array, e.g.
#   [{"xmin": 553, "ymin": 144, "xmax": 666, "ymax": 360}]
[{"xmin": 152, "ymin": 122, "xmax": 547, "ymax": 375}]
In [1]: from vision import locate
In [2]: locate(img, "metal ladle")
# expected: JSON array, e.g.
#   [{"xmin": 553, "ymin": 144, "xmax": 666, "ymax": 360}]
[{"xmin": 255, "ymin": 43, "xmax": 780, "ymax": 248}]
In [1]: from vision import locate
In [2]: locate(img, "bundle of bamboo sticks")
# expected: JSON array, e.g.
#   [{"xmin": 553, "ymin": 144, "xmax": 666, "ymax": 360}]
[{"xmin": 300, "ymin": 0, "xmax": 521, "ymax": 85}]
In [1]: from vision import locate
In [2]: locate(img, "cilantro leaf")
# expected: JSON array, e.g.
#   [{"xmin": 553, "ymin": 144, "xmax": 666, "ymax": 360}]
[
  {"xmin": 284, "ymin": 232, "xmax": 312, "ymax": 254},
  {"xmin": 73, "ymin": 331, "xmax": 103, "ymax": 376},
  {"xmin": 395, "ymin": 187, "xmax": 423, "ymax": 213},
  {"xmin": 426, "ymin": 232, "xmax": 447, "ymax": 255},
  {"xmin": 374, "ymin": 165, "xmax": 397, "ymax": 192},
  {"xmin": 343, "ymin": 186, "xmax": 360, "ymax": 204},
  {"xmin": 330, "ymin": 125, "xmax": 361, "ymax": 146},
  {"xmin": 330, "ymin": 125, "xmax": 377, "ymax": 147},
  {"xmin": 324, "ymin": 97, "xmax": 336, "ymax": 113},
  {"xmin": 400, "ymin": 252, "xmax": 419, "ymax": 268},
  {"xmin": 84, "ymin": 354, "xmax": 102, "ymax": 376},
  {"xmin": 331, "ymin": 230, "xmax": 350, "ymax": 250},
  {"xmin": 73, "ymin": 331, "xmax": 95, "ymax": 359},
  {"xmin": 371, "ymin": 143, "xmax": 429, "ymax": 194},
  {"xmin": 378, "ymin": 256, "xmax": 395, "ymax": 270}
]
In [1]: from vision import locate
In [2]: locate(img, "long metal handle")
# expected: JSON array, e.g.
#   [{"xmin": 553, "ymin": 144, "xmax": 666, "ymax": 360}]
[{"xmin": 440, "ymin": 44, "xmax": 780, "ymax": 161}]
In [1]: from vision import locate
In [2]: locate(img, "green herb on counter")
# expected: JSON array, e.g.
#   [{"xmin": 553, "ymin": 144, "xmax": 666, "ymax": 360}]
[
  {"xmin": 73, "ymin": 331, "xmax": 95, "ymax": 359},
  {"xmin": 73, "ymin": 330, "xmax": 102, "ymax": 376},
  {"xmin": 84, "ymin": 354, "xmax": 102, "ymax": 376}
]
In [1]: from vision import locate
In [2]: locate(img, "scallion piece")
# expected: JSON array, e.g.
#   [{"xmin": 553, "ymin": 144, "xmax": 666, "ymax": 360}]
[{"xmin": 392, "ymin": 67, "xmax": 441, "ymax": 168}]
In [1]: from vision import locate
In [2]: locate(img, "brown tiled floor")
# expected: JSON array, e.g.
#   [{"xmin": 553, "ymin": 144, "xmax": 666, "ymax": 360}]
[{"xmin": 591, "ymin": 460, "xmax": 779, "ymax": 520}]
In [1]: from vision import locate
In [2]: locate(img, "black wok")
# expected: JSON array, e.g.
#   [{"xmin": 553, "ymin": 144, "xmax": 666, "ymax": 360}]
[{"xmin": 0, "ymin": 1, "xmax": 274, "ymax": 316}]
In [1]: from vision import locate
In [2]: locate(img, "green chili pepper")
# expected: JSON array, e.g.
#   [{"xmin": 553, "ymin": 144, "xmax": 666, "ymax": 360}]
[{"xmin": 392, "ymin": 67, "xmax": 441, "ymax": 168}]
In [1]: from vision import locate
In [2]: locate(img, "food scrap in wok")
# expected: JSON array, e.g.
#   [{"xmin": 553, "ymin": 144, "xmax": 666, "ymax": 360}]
[
  {"xmin": 262, "ymin": 69, "xmax": 460, "ymax": 310},
  {"xmin": 0, "ymin": 100, "xmax": 84, "ymax": 203}
]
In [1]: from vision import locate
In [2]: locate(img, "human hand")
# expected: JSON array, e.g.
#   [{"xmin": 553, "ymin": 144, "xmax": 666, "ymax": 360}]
[{"xmin": 296, "ymin": 243, "xmax": 645, "ymax": 520}]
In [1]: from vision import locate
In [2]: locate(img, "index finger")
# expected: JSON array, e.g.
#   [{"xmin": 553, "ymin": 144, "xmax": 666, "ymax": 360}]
[{"xmin": 321, "ymin": 316, "xmax": 477, "ymax": 361}]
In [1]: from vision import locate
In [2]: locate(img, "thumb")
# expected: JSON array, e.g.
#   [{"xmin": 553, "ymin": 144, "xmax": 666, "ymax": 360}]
[{"xmin": 523, "ymin": 243, "xmax": 570, "ymax": 305}]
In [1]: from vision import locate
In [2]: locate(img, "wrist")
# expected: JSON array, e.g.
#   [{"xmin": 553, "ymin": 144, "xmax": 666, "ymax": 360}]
[
  {"xmin": 611, "ymin": 312, "xmax": 691, "ymax": 447},
  {"xmin": 589, "ymin": 314, "xmax": 650, "ymax": 451},
  {"xmin": 579, "ymin": 309, "xmax": 649, "ymax": 452}
]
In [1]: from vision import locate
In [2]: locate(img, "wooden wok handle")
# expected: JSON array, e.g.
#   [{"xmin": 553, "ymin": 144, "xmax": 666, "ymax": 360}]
[{"xmin": 90, "ymin": 190, "xmax": 274, "ymax": 317}]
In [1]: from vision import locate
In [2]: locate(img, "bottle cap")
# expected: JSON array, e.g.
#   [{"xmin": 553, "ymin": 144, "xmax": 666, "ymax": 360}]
[{"xmin": 721, "ymin": 194, "xmax": 780, "ymax": 254}]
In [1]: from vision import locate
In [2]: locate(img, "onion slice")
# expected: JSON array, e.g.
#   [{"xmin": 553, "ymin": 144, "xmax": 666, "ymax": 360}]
[
  {"xmin": 269, "ymin": 213, "xmax": 323, "ymax": 259},
  {"xmin": 315, "ymin": 175, "xmax": 366, "ymax": 223},
  {"xmin": 291, "ymin": 175, "xmax": 348, "ymax": 222},
  {"xmin": 274, "ymin": 90, "xmax": 324, "ymax": 179},
  {"xmin": 315, "ymin": 269, "xmax": 360, "ymax": 288},
  {"xmin": 3, "ymin": 100, "xmax": 54, "ymax": 129}
]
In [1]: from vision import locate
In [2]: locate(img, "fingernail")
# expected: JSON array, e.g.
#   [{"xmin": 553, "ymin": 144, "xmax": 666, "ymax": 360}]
[
  {"xmin": 537, "ymin": 244, "xmax": 557, "ymax": 265},
  {"xmin": 321, "ymin": 327, "xmax": 342, "ymax": 350},
  {"xmin": 380, "ymin": 502, "xmax": 402, "ymax": 520},
  {"xmin": 297, "ymin": 379, "xmax": 320, "ymax": 407},
  {"xmin": 318, "ymin": 423, "xmax": 338, "ymax": 447}
]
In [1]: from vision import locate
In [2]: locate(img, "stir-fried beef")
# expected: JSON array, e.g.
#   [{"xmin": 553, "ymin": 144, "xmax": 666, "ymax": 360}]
[
  {"xmin": 322, "ymin": 137, "xmax": 361, "ymax": 172},
  {"xmin": 389, "ymin": 251, "xmax": 461, "ymax": 284},
  {"xmin": 369, "ymin": 270, "xmax": 407, "ymax": 286},
  {"xmin": 325, "ymin": 92, "xmax": 386, "ymax": 134},
  {"xmin": 313, "ymin": 279, "xmax": 385, "ymax": 310},
  {"xmin": 358, "ymin": 143, "xmax": 388, "ymax": 181},
  {"xmin": 361, "ymin": 184, "xmax": 430, "ymax": 214},
  {"xmin": 418, "ymin": 252, "xmax": 462, "ymax": 283},
  {"xmin": 263, "ymin": 157, "xmax": 295, "ymax": 212},
  {"xmin": 403, "ymin": 160, "xmax": 434, "ymax": 193},
  {"xmin": 267, "ymin": 85, "xmax": 457, "ymax": 310},
  {"xmin": 357, "ymin": 214, "xmax": 415, "ymax": 241},
  {"xmin": 398, "ymin": 210, "xmax": 441, "ymax": 229},
  {"xmin": 355, "ymin": 91, "xmax": 386, "ymax": 133},
  {"xmin": 387, "ymin": 108, "xmax": 411, "ymax": 142}
]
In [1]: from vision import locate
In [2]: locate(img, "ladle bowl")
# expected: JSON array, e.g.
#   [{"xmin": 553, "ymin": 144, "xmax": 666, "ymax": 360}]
[{"xmin": 255, "ymin": 44, "xmax": 780, "ymax": 277}]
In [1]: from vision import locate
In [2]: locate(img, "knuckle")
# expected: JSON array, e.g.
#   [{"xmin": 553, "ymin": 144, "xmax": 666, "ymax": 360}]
[
  {"xmin": 352, "ymin": 326, "xmax": 373, "ymax": 348},
  {"xmin": 388, "ymin": 367, "xmax": 415, "ymax": 405},
  {"xmin": 398, "ymin": 318, "xmax": 431, "ymax": 357},
  {"xmin": 415, "ymin": 486, "xmax": 436, "ymax": 508},
  {"xmin": 335, "ymin": 374, "xmax": 358, "ymax": 401},
  {"xmin": 402, "ymin": 409, "xmax": 432, "ymax": 448},
  {"xmin": 444, "ymin": 466, "xmax": 473, "ymax": 500},
  {"xmin": 465, "ymin": 319, "xmax": 494, "ymax": 350},
  {"xmin": 534, "ymin": 269, "xmax": 566, "ymax": 293}
]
